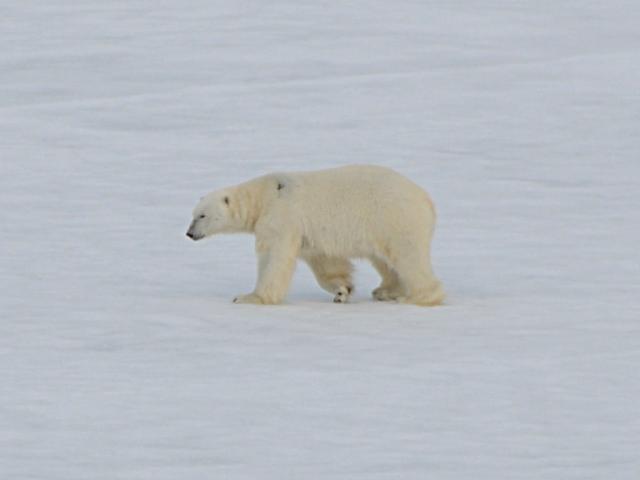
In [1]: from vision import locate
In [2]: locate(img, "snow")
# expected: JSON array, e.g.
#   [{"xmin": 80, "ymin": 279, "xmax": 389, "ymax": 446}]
[{"xmin": 2, "ymin": 1, "xmax": 640, "ymax": 478}]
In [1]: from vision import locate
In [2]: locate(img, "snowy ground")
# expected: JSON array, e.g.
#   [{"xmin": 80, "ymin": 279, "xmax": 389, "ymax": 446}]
[{"xmin": 2, "ymin": 1, "xmax": 640, "ymax": 478}]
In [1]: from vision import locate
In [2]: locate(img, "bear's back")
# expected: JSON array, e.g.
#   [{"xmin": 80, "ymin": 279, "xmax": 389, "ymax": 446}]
[{"xmin": 269, "ymin": 165, "xmax": 432, "ymax": 255}]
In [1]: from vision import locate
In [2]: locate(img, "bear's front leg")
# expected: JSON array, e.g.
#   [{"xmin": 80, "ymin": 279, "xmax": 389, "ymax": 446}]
[
  {"xmin": 233, "ymin": 235, "xmax": 299, "ymax": 305},
  {"xmin": 333, "ymin": 285, "xmax": 353, "ymax": 303},
  {"xmin": 304, "ymin": 255, "xmax": 354, "ymax": 304}
]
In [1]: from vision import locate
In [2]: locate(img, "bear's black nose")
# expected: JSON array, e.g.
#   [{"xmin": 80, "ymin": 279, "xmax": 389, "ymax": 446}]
[{"xmin": 186, "ymin": 231, "xmax": 194, "ymax": 239}]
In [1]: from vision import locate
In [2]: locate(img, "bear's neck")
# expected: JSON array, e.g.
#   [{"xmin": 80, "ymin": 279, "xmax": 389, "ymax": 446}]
[{"xmin": 231, "ymin": 182, "xmax": 265, "ymax": 233}]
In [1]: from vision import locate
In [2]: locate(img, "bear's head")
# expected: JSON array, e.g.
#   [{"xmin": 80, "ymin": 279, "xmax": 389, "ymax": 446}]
[{"xmin": 186, "ymin": 190, "xmax": 239, "ymax": 241}]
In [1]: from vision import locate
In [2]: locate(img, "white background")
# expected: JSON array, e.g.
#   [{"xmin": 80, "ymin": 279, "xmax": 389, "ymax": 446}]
[{"xmin": 2, "ymin": 1, "xmax": 639, "ymax": 478}]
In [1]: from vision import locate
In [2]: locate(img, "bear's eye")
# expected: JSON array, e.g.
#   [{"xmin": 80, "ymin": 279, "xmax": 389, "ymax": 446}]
[
  {"xmin": 199, "ymin": 214, "xmax": 206, "ymax": 219},
  {"xmin": 223, "ymin": 196, "xmax": 229, "ymax": 205}
]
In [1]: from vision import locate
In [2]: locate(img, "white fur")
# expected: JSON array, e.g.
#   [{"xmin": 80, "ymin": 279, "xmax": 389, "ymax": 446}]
[{"xmin": 187, "ymin": 165, "xmax": 444, "ymax": 306}]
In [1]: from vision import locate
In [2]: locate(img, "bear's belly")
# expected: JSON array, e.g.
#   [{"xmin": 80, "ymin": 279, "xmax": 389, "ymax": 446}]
[{"xmin": 299, "ymin": 227, "xmax": 374, "ymax": 259}]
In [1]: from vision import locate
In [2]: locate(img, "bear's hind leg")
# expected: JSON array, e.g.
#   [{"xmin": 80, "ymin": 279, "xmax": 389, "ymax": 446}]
[
  {"xmin": 388, "ymin": 254, "xmax": 444, "ymax": 307},
  {"xmin": 304, "ymin": 255, "xmax": 354, "ymax": 303},
  {"xmin": 370, "ymin": 257, "xmax": 404, "ymax": 301}
]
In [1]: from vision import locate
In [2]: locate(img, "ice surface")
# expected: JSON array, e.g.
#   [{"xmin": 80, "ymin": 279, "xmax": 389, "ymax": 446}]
[{"xmin": 2, "ymin": 1, "xmax": 639, "ymax": 479}]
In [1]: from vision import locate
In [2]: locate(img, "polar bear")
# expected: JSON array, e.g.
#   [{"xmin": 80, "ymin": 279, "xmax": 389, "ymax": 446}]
[{"xmin": 186, "ymin": 165, "xmax": 444, "ymax": 306}]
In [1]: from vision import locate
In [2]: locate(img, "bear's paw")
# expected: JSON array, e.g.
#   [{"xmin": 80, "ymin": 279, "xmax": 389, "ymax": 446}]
[{"xmin": 233, "ymin": 293, "xmax": 265, "ymax": 305}]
